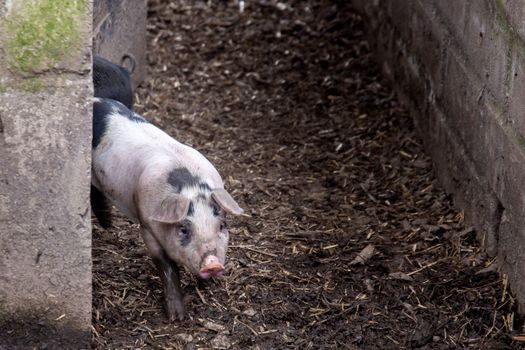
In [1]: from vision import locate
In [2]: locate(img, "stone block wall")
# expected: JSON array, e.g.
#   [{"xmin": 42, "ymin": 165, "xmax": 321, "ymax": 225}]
[{"xmin": 353, "ymin": 0, "xmax": 525, "ymax": 310}]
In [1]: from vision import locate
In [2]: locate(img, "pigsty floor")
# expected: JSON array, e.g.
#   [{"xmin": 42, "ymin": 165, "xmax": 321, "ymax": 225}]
[{"xmin": 92, "ymin": 1, "xmax": 521, "ymax": 349}]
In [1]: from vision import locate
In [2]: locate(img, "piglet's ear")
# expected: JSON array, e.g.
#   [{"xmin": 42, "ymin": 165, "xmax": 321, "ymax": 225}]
[
  {"xmin": 150, "ymin": 194, "xmax": 190, "ymax": 223},
  {"xmin": 211, "ymin": 189, "xmax": 244, "ymax": 215}
]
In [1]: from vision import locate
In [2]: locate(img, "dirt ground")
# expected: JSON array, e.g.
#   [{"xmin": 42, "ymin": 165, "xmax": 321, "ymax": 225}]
[{"xmin": 92, "ymin": 1, "xmax": 523, "ymax": 349}]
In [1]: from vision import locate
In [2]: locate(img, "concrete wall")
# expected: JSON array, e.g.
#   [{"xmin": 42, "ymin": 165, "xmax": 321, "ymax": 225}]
[
  {"xmin": 0, "ymin": 0, "xmax": 93, "ymax": 348},
  {"xmin": 93, "ymin": 0, "xmax": 147, "ymax": 88},
  {"xmin": 353, "ymin": 0, "xmax": 525, "ymax": 310}
]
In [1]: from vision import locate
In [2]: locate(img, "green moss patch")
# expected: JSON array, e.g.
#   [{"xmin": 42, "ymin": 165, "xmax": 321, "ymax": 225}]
[
  {"xmin": 4, "ymin": 0, "xmax": 87, "ymax": 74},
  {"xmin": 18, "ymin": 77, "xmax": 44, "ymax": 92}
]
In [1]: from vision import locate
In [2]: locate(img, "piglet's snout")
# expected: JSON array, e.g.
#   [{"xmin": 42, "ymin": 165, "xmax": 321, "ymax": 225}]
[{"xmin": 199, "ymin": 255, "xmax": 224, "ymax": 279}]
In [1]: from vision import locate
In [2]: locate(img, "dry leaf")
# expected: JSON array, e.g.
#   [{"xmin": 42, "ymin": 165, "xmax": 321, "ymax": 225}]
[
  {"xmin": 389, "ymin": 271, "xmax": 413, "ymax": 281},
  {"xmin": 350, "ymin": 244, "xmax": 375, "ymax": 265}
]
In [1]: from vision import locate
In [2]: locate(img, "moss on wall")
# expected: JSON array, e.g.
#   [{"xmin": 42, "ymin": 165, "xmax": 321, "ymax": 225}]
[
  {"xmin": 18, "ymin": 77, "xmax": 43, "ymax": 92},
  {"xmin": 4, "ymin": 0, "xmax": 87, "ymax": 74}
]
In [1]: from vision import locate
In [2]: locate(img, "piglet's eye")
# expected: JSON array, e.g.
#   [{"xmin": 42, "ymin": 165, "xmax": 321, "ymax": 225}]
[
  {"xmin": 212, "ymin": 203, "xmax": 221, "ymax": 217},
  {"xmin": 178, "ymin": 227, "xmax": 190, "ymax": 237}
]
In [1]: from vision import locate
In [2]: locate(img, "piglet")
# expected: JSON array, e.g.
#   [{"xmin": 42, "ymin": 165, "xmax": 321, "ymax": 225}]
[
  {"xmin": 92, "ymin": 97, "xmax": 243, "ymax": 321},
  {"xmin": 91, "ymin": 55, "xmax": 135, "ymax": 228},
  {"xmin": 93, "ymin": 55, "xmax": 134, "ymax": 110}
]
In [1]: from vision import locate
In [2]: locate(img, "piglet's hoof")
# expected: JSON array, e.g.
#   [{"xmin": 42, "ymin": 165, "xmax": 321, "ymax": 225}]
[{"xmin": 166, "ymin": 295, "xmax": 185, "ymax": 322}]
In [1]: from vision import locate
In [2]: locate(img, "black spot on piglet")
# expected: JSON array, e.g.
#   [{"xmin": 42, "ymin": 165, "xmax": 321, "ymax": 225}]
[
  {"xmin": 187, "ymin": 201, "xmax": 195, "ymax": 216},
  {"xmin": 93, "ymin": 99, "xmax": 148, "ymax": 149},
  {"xmin": 91, "ymin": 185, "xmax": 112, "ymax": 228},
  {"xmin": 168, "ymin": 168, "xmax": 200, "ymax": 192},
  {"xmin": 92, "ymin": 100, "xmax": 111, "ymax": 149}
]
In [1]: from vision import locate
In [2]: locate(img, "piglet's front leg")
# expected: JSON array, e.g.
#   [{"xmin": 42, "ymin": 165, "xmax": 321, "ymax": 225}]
[{"xmin": 152, "ymin": 253, "xmax": 185, "ymax": 321}]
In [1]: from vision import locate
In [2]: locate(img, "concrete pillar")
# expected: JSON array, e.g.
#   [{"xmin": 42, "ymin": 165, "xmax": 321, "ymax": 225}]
[
  {"xmin": 0, "ymin": 0, "xmax": 93, "ymax": 348},
  {"xmin": 94, "ymin": 0, "xmax": 147, "ymax": 88}
]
